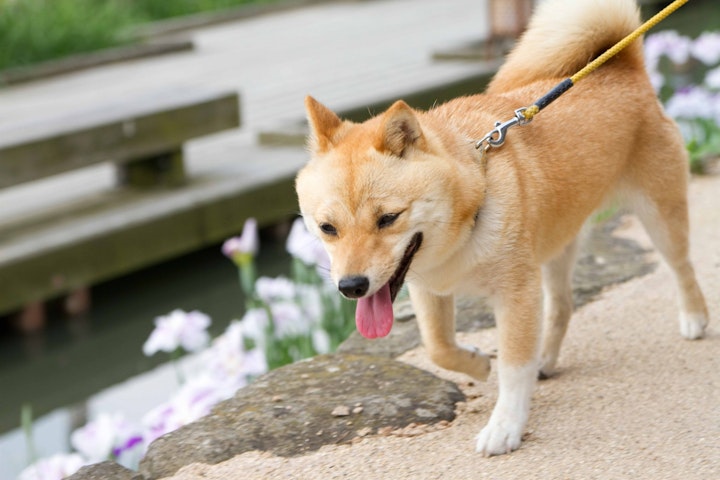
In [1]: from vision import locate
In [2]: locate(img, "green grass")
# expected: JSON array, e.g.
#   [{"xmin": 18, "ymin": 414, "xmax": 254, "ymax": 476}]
[
  {"xmin": 0, "ymin": 0, "xmax": 134, "ymax": 70},
  {"xmin": 0, "ymin": 0, "xmax": 277, "ymax": 71},
  {"xmin": 134, "ymin": 0, "xmax": 276, "ymax": 20}
]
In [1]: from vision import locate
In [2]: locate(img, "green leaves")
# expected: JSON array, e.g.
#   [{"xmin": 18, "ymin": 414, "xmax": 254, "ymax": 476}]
[{"xmin": 686, "ymin": 118, "xmax": 720, "ymax": 174}]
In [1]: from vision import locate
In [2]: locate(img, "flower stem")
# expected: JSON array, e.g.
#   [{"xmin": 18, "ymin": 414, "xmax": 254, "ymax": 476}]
[
  {"xmin": 21, "ymin": 403, "xmax": 37, "ymax": 465},
  {"xmin": 238, "ymin": 256, "xmax": 257, "ymax": 299},
  {"xmin": 171, "ymin": 348, "xmax": 185, "ymax": 385}
]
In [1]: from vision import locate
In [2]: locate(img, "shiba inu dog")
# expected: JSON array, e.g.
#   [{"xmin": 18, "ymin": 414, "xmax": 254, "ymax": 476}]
[{"xmin": 295, "ymin": 0, "xmax": 709, "ymax": 456}]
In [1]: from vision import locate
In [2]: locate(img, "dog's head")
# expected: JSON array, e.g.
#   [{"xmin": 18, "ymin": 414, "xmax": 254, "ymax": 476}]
[{"xmin": 296, "ymin": 96, "xmax": 484, "ymax": 338}]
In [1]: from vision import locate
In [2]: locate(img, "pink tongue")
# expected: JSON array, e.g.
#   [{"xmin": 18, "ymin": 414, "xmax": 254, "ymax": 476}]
[{"xmin": 355, "ymin": 283, "xmax": 394, "ymax": 339}]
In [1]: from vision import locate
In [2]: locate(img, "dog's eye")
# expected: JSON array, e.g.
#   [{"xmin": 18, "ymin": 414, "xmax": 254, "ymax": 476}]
[
  {"xmin": 378, "ymin": 213, "xmax": 400, "ymax": 229},
  {"xmin": 319, "ymin": 222, "xmax": 338, "ymax": 236}
]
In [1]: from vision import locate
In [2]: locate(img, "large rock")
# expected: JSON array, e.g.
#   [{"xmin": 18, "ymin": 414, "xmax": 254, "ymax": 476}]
[
  {"xmin": 67, "ymin": 461, "xmax": 143, "ymax": 480},
  {"xmin": 139, "ymin": 354, "xmax": 464, "ymax": 479}
]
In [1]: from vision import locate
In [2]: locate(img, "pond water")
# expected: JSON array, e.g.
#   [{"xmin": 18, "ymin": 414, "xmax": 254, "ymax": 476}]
[{"xmin": 0, "ymin": 230, "xmax": 292, "ymax": 479}]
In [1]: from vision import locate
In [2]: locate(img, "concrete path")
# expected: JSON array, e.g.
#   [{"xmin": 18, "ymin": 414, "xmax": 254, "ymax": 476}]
[{"xmin": 166, "ymin": 172, "xmax": 720, "ymax": 479}]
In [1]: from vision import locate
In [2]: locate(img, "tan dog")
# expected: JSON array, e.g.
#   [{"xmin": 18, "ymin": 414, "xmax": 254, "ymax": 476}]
[{"xmin": 295, "ymin": 0, "xmax": 709, "ymax": 455}]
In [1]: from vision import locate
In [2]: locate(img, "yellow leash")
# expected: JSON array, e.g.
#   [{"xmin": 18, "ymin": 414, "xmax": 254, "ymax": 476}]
[{"xmin": 477, "ymin": 0, "xmax": 689, "ymax": 151}]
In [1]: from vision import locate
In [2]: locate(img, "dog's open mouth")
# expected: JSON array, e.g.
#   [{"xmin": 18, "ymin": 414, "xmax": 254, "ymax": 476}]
[
  {"xmin": 389, "ymin": 232, "xmax": 424, "ymax": 302},
  {"xmin": 355, "ymin": 232, "xmax": 423, "ymax": 339}
]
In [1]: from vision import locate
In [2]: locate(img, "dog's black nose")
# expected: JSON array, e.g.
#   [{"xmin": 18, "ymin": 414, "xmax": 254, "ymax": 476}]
[{"xmin": 338, "ymin": 276, "xmax": 370, "ymax": 298}]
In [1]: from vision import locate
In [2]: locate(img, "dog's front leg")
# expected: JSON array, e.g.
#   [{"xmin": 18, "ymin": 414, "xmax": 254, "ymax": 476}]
[
  {"xmin": 408, "ymin": 284, "xmax": 491, "ymax": 381},
  {"xmin": 476, "ymin": 271, "xmax": 541, "ymax": 456}
]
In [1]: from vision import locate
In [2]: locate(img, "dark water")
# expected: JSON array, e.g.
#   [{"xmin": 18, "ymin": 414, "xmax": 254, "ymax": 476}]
[{"xmin": 0, "ymin": 232, "xmax": 292, "ymax": 435}]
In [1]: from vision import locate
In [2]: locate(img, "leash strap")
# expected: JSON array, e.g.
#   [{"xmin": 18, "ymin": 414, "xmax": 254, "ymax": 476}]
[{"xmin": 476, "ymin": 0, "xmax": 689, "ymax": 151}]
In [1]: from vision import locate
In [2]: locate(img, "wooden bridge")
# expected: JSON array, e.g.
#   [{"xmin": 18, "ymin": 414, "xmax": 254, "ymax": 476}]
[{"xmin": 0, "ymin": 0, "xmax": 496, "ymax": 325}]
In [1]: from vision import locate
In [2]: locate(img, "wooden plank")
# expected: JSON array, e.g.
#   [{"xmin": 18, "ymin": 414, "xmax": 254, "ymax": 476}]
[
  {"xmin": 0, "ymin": 41, "xmax": 193, "ymax": 86},
  {"xmin": 0, "ymin": 88, "xmax": 240, "ymax": 188},
  {"xmin": 258, "ymin": 67, "xmax": 499, "ymax": 146},
  {"xmin": 0, "ymin": 145, "xmax": 305, "ymax": 314}
]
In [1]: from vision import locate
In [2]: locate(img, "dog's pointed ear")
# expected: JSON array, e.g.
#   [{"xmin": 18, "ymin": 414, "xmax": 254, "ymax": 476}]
[
  {"xmin": 305, "ymin": 96, "xmax": 342, "ymax": 152},
  {"xmin": 377, "ymin": 100, "xmax": 425, "ymax": 157}
]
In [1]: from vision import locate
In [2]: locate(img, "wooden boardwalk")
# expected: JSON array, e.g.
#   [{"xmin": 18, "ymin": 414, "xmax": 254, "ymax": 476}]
[{"xmin": 0, "ymin": 0, "xmax": 494, "ymax": 314}]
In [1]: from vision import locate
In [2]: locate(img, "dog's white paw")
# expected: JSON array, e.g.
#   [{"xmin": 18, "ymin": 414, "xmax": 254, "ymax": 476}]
[
  {"xmin": 680, "ymin": 312, "xmax": 708, "ymax": 340},
  {"xmin": 475, "ymin": 415, "xmax": 524, "ymax": 456}
]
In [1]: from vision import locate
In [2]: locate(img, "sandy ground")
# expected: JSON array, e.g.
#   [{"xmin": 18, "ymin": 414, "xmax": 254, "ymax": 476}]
[{"xmin": 166, "ymin": 174, "xmax": 720, "ymax": 480}]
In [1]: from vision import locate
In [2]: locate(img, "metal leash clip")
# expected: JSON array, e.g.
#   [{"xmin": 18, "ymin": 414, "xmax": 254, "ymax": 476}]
[{"xmin": 475, "ymin": 107, "xmax": 533, "ymax": 151}]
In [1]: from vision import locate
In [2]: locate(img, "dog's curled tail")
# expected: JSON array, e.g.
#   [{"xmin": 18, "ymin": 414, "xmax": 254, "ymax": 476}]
[{"xmin": 487, "ymin": 0, "xmax": 643, "ymax": 94}]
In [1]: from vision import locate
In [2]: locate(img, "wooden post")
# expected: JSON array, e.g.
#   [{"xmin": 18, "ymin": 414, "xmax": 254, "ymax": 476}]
[
  {"xmin": 118, "ymin": 149, "xmax": 187, "ymax": 188},
  {"xmin": 64, "ymin": 287, "xmax": 92, "ymax": 317},
  {"xmin": 487, "ymin": 0, "xmax": 534, "ymax": 57},
  {"xmin": 490, "ymin": 0, "xmax": 533, "ymax": 39},
  {"xmin": 13, "ymin": 302, "xmax": 46, "ymax": 334}
]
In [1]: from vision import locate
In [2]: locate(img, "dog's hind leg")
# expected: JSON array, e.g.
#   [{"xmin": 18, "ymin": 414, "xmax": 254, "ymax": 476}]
[
  {"xmin": 625, "ymin": 129, "xmax": 709, "ymax": 339},
  {"xmin": 539, "ymin": 239, "xmax": 578, "ymax": 379},
  {"xmin": 408, "ymin": 284, "xmax": 491, "ymax": 381},
  {"xmin": 629, "ymin": 189, "xmax": 709, "ymax": 339}
]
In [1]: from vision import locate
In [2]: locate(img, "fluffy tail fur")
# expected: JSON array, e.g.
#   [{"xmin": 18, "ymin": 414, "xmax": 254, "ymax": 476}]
[{"xmin": 487, "ymin": 0, "xmax": 643, "ymax": 93}]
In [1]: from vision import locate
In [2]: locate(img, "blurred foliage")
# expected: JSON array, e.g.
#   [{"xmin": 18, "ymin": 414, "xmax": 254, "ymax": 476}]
[
  {"xmin": 0, "ymin": 0, "xmax": 276, "ymax": 71},
  {"xmin": 134, "ymin": 0, "xmax": 274, "ymax": 20},
  {"xmin": 641, "ymin": 0, "xmax": 720, "ymax": 38},
  {"xmin": 686, "ymin": 119, "xmax": 720, "ymax": 174},
  {"xmin": 0, "ymin": 0, "xmax": 133, "ymax": 69}
]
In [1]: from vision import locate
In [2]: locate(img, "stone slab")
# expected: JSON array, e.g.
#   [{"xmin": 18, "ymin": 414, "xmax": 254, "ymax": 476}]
[
  {"xmin": 67, "ymin": 461, "xmax": 143, "ymax": 480},
  {"xmin": 139, "ymin": 354, "xmax": 464, "ymax": 479}
]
